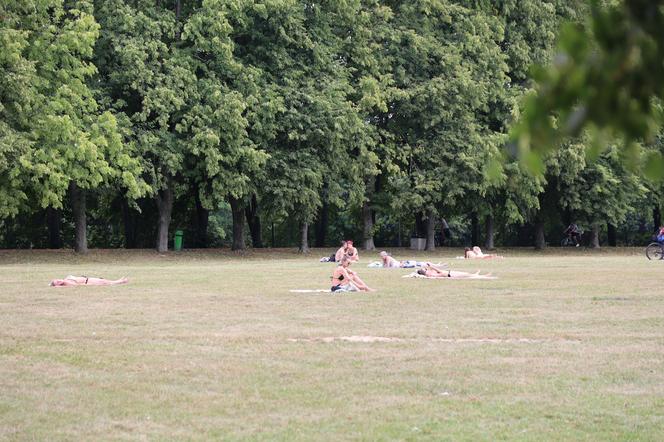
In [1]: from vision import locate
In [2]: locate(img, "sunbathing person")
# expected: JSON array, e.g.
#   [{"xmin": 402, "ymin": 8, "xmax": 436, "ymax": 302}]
[
  {"xmin": 464, "ymin": 246, "xmax": 503, "ymax": 259},
  {"xmin": 378, "ymin": 251, "xmax": 430, "ymax": 268},
  {"xmin": 331, "ymin": 257, "xmax": 374, "ymax": 292},
  {"xmin": 417, "ymin": 263, "xmax": 495, "ymax": 279},
  {"xmin": 50, "ymin": 275, "xmax": 129, "ymax": 287},
  {"xmin": 380, "ymin": 251, "xmax": 401, "ymax": 268}
]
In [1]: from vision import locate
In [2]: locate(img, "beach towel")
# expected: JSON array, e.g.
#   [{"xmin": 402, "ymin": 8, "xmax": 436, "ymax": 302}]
[
  {"xmin": 402, "ymin": 272, "xmax": 430, "ymax": 278},
  {"xmin": 402, "ymin": 272, "xmax": 497, "ymax": 280},
  {"xmin": 289, "ymin": 289, "xmax": 332, "ymax": 293}
]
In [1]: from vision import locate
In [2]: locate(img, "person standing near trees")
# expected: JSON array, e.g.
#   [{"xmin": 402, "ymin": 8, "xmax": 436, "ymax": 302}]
[
  {"xmin": 441, "ymin": 219, "xmax": 451, "ymax": 244},
  {"xmin": 564, "ymin": 223, "xmax": 582, "ymax": 247}
]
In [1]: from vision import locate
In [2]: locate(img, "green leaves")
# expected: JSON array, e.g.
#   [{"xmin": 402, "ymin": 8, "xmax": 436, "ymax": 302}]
[
  {"xmin": 1, "ymin": 0, "xmax": 657, "ymax": 248},
  {"xmin": 0, "ymin": 0, "xmax": 144, "ymax": 215},
  {"xmin": 514, "ymin": 0, "xmax": 664, "ymax": 179}
]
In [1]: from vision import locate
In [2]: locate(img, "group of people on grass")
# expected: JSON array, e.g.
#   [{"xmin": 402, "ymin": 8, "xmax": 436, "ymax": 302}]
[
  {"xmin": 320, "ymin": 240, "xmax": 360, "ymax": 263},
  {"xmin": 50, "ymin": 239, "xmax": 503, "ymax": 290},
  {"xmin": 327, "ymin": 242, "xmax": 498, "ymax": 292},
  {"xmin": 48, "ymin": 226, "xmax": 664, "ymax": 289}
]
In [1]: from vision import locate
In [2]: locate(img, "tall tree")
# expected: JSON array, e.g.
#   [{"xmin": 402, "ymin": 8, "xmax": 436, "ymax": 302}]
[
  {"xmin": 0, "ymin": 0, "xmax": 36, "ymax": 219},
  {"xmin": 95, "ymin": 0, "xmax": 199, "ymax": 252},
  {"xmin": 3, "ymin": 0, "xmax": 145, "ymax": 252},
  {"xmin": 210, "ymin": 0, "xmax": 369, "ymax": 252},
  {"xmin": 558, "ymin": 146, "xmax": 647, "ymax": 248},
  {"xmin": 386, "ymin": 1, "xmax": 509, "ymax": 251}
]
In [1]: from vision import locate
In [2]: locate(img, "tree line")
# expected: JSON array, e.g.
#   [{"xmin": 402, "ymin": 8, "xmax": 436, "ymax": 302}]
[{"xmin": 1, "ymin": 0, "xmax": 662, "ymax": 252}]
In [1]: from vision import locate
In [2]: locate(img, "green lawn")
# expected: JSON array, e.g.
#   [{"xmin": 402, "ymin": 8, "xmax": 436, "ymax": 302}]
[{"xmin": 1, "ymin": 248, "xmax": 663, "ymax": 440}]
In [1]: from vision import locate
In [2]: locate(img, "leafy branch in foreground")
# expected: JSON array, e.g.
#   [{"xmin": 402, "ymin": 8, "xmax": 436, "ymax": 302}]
[{"xmin": 513, "ymin": 0, "xmax": 664, "ymax": 179}]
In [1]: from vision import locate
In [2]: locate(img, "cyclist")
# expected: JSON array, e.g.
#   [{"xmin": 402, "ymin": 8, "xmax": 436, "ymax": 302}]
[
  {"xmin": 563, "ymin": 223, "xmax": 582, "ymax": 247},
  {"xmin": 657, "ymin": 226, "xmax": 664, "ymax": 243}
]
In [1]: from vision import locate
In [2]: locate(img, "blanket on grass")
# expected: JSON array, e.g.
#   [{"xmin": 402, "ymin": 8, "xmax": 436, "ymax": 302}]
[
  {"xmin": 289, "ymin": 289, "xmax": 332, "ymax": 293},
  {"xmin": 402, "ymin": 271, "xmax": 497, "ymax": 280}
]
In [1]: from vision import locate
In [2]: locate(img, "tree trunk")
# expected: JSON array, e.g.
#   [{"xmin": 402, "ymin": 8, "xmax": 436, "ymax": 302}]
[
  {"xmin": 229, "ymin": 196, "xmax": 245, "ymax": 250},
  {"xmin": 193, "ymin": 191, "xmax": 209, "ymax": 248},
  {"xmin": 4, "ymin": 216, "xmax": 16, "ymax": 248},
  {"xmin": 69, "ymin": 181, "xmax": 88, "ymax": 253},
  {"xmin": 299, "ymin": 221, "xmax": 309, "ymax": 253},
  {"xmin": 590, "ymin": 224, "xmax": 600, "ymax": 248},
  {"xmin": 362, "ymin": 200, "xmax": 375, "ymax": 251},
  {"xmin": 654, "ymin": 206, "xmax": 662, "ymax": 232},
  {"xmin": 362, "ymin": 176, "xmax": 376, "ymax": 251},
  {"xmin": 315, "ymin": 183, "xmax": 329, "ymax": 247},
  {"xmin": 244, "ymin": 194, "xmax": 262, "ymax": 248},
  {"xmin": 607, "ymin": 223, "xmax": 617, "ymax": 246},
  {"xmin": 425, "ymin": 209, "xmax": 436, "ymax": 251},
  {"xmin": 485, "ymin": 214, "xmax": 495, "ymax": 250},
  {"xmin": 470, "ymin": 212, "xmax": 480, "ymax": 246},
  {"xmin": 414, "ymin": 212, "xmax": 426, "ymax": 238},
  {"xmin": 121, "ymin": 198, "xmax": 137, "ymax": 249},
  {"xmin": 440, "ymin": 218, "xmax": 450, "ymax": 245},
  {"xmin": 46, "ymin": 206, "xmax": 62, "ymax": 249},
  {"xmin": 155, "ymin": 181, "xmax": 174, "ymax": 253},
  {"xmin": 397, "ymin": 221, "xmax": 402, "ymax": 247},
  {"xmin": 534, "ymin": 219, "xmax": 546, "ymax": 250}
]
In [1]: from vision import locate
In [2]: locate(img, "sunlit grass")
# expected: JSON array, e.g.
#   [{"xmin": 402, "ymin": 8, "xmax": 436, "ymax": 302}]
[{"xmin": 1, "ymin": 247, "xmax": 663, "ymax": 440}]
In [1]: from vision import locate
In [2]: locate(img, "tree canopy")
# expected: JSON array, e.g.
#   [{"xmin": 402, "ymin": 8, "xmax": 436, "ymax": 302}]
[{"xmin": 0, "ymin": 0, "xmax": 660, "ymax": 251}]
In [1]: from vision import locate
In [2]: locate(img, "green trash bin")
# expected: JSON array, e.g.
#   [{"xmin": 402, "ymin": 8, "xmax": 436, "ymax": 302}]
[{"xmin": 174, "ymin": 230, "xmax": 184, "ymax": 251}]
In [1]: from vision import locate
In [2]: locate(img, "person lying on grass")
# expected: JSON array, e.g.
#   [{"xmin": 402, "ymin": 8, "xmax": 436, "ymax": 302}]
[
  {"xmin": 464, "ymin": 246, "xmax": 503, "ymax": 259},
  {"xmin": 331, "ymin": 256, "xmax": 375, "ymax": 292},
  {"xmin": 378, "ymin": 251, "xmax": 440, "ymax": 268},
  {"xmin": 50, "ymin": 276, "xmax": 129, "ymax": 287},
  {"xmin": 417, "ymin": 263, "xmax": 495, "ymax": 280}
]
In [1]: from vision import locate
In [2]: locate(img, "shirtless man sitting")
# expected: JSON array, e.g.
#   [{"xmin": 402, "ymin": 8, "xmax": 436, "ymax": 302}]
[
  {"xmin": 329, "ymin": 242, "xmax": 343, "ymax": 262},
  {"xmin": 331, "ymin": 256, "xmax": 374, "ymax": 292},
  {"xmin": 344, "ymin": 240, "xmax": 359, "ymax": 262},
  {"xmin": 50, "ymin": 275, "xmax": 129, "ymax": 287}
]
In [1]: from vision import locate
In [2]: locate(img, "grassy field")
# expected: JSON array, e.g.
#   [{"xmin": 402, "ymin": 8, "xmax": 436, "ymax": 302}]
[{"xmin": 1, "ymin": 247, "xmax": 663, "ymax": 441}]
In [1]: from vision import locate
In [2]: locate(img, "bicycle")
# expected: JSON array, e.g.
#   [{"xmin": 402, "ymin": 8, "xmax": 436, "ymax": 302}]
[
  {"xmin": 645, "ymin": 242, "xmax": 664, "ymax": 260},
  {"xmin": 561, "ymin": 232, "xmax": 583, "ymax": 247}
]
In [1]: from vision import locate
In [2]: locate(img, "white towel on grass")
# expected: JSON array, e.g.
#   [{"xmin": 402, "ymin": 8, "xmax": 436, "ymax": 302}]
[
  {"xmin": 402, "ymin": 272, "xmax": 497, "ymax": 280},
  {"xmin": 402, "ymin": 272, "xmax": 429, "ymax": 278},
  {"xmin": 289, "ymin": 289, "xmax": 332, "ymax": 293}
]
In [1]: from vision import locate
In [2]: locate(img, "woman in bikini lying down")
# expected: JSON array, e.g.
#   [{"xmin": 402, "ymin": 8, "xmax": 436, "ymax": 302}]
[
  {"xmin": 417, "ymin": 263, "xmax": 495, "ymax": 279},
  {"xmin": 50, "ymin": 276, "xmax": 129, "ymax": 287},
  {"xmin": 464, "ymin": 246, "xmax": 503, "ymax": 259},
  {"xmin": 331, "ymin": 257, "xmax": 375, "ymax": 292}
]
